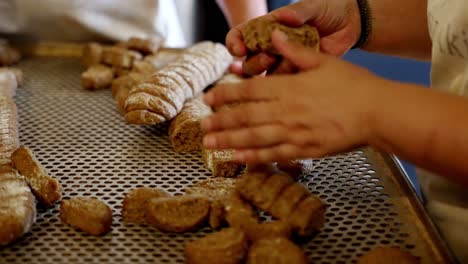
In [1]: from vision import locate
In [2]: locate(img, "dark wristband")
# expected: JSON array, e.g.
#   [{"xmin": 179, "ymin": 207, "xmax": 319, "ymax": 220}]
[{"xmin": 352, "ymin": 0, "xmax": 372, "ymax": 49}]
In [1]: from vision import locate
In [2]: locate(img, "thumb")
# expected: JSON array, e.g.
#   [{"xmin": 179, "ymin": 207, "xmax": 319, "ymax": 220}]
[{"xmin": 272, "ymin": 30, "xmax": 329, "ymax": 70}]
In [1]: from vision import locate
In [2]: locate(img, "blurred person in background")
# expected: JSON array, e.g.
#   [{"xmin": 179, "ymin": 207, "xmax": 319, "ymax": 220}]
[
  {"xmin": 201, "ymin": 0, "xmax": 468, "ymax": 262},
  {"xmin": 0, "ymin": 0, "xmax": 284, "ymax": 47}
]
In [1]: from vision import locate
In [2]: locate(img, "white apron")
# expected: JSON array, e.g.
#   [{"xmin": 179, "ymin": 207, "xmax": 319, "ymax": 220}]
[{"xmin": 0, "ymin": 0, "xmax": 185, "ymax": 47}]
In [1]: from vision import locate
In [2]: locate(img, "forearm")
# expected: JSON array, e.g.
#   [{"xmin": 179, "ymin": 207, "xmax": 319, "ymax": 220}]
[
  {"xmin": 363, "ymin": 0, "xmax": 432, "ymax": 60},
  {"xmin": 369, "ymin": 82, "xmax": 468, "ymax": 187},
  {"xmin": 216, "ymin": 0, "xmax": 268, "ymax": 27}
]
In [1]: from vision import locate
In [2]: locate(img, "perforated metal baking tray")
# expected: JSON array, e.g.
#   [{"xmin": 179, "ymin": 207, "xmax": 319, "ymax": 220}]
[{"xmin": 0, "ymin": 53, "xmax": 455, "ymax": 263}]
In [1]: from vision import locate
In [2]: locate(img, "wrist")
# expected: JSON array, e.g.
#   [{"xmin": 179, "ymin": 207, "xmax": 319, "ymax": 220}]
[{"xmin": 352, "ymin": 0, "xmax": 372, "ymax": 49}]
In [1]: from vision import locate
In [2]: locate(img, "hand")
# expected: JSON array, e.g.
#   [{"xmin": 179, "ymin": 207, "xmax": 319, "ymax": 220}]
[
  {"xmin": 202, "ymin": 31, "xmax": 385, "ymax": 164},
  {"xmin": 226, "ymin": 0, "xmax": 361, "ymax": 76}
]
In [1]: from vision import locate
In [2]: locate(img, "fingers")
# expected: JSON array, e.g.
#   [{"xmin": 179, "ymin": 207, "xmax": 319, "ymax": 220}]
[
  {"xmin": 201, "ymin": 102, "xmax": 280, "ymax": 132},
  {"xmin": 271, "ymin": 0, "xmax": 322, "ymax": 26},
  {"xmin": 203, "ymin": 124, "xmax": 288, "ymax": 150},
  {"xmin": 204, "ymin": 78, "xmax": 274, "ymax": 107},
  {"xmin": 272, "ymin": 30, "xmax": 326, "ymax": 70},
  {"xmin": 226, "ymin": 27, "xmax": 247, "ymax": 57},
  {"xmin": 266, "ymin": 58, "xmax": 299, "ymax": 75},
  {"xmin": 242, "ymin": 53, "xmax": 277, "ymax": 76}
]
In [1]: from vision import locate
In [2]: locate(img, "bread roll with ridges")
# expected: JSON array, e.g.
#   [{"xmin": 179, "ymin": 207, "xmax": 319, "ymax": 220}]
[
  {"xmin": 129, "ymin": 82, "xmax": 184, "ymax": 113},
  {"xmin": 0, "ymin": 97, "xmax": 19, "ymax": 165},
  {"xmin": 125, "ymin": 110, "xmax": 165, "ymax": 125},
  {"xmin": 125, "ymin": 41, "xmax": 232, "ymax": 125},
  {"xmin": 164, "ymin": 63, "xmax": 204, "ymax": 95},
  {"xmin": 124, "ymin": 92, "xmax": 177, "ymax": 120},
  {"xmin": 0, "ymin": 166, "xmax": 36, "ymax": 246},
  {"xmin": 168, "ymin": 97, "xmax": 212, "ymax": 153},
  {"xmin": 111, "ymin": 73, "xmax": 145, "ymax": 111},
  {"xmin": 0, "ymin": 71, "xmax": 18, "ymax": 97},
  {"xmin": 148, "ymin": 70, "xmax": 193, "ymax": 100}
]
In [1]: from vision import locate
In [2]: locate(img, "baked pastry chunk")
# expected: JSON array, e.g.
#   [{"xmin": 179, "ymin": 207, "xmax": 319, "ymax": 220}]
[
  {"xmin": 11, "ymin": 146, "xmax": 62, "ymax": 207},
  {"xmin": 358, "ymin": 246, "xmax": 420, "ymax": 264},
  {"xmin": 0, "ymin": 166, "xmax": 36, "ymax": 246},
  {"xmin": 247, "ymin": 238, "xmax": 307, "ymax": 264},
  {"xmin": 185, "ymin": 228, "xmax": 248, "ymax": 264},
  {"xmin": 145, "ymin": 195, "xmax": 211, "ymax": 233},
  {"xmin": 242, "ymin": 16, "xmax": 320, "ymax": 55},
  {"xmin": 122, "ymin": 187, "xmax": 170, "ymax": 224},
  {"xmin": 168, "ymin": 97, "xmax": 212, "ymax": 153},
  {"xmin": 81, "ymin": 64, "xmax": 114, "ymax": 90},
  {"xmin": 60, "ymin": 197, "xmax": 113, "ymax": 236}
]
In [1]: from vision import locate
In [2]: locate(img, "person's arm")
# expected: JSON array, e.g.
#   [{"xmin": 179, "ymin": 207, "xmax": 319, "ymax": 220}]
[
  {"xmin": 216, "ymin": 0, "xmax": 268, "ymax": 27},
  {"xmin": 363, "ymin": 0, "xmax": 431, "ymax": 60},
  {"xmin": 369, "ymin": 83, "xmax": 468, "ymax": 187}
]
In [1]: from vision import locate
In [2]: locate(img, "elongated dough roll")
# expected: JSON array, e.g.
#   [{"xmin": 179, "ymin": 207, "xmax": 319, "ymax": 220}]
[
  {"xmin": 168, "ymin": 97, "xmax": 211, "ymax": 153},
  {"xmin": 124, "ymin": 41, "xmax": 232, "ymax": 125},
  {"xmin": 0, "ymin": 165, "xmax": 36, "ymax": 246}
]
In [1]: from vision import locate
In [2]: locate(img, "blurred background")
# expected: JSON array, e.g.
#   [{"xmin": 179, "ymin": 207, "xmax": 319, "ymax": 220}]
[{"xmin": 175, "ymin": 1, "xmax": 430, "ymax": 195}]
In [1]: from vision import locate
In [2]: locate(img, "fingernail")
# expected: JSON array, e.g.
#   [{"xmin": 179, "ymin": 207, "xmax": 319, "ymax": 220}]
[
  {"xmin": 200, "ymin": 118, "xmax": 212, "ymax": 131},
  {"xmin": 203, "ymin": 135, "xmax": 217, "ymax": 148}
]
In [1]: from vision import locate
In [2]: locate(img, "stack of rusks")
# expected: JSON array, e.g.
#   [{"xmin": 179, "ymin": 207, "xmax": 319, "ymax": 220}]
[{"xmin": 81, "ymin": 38, "xmax": 243, "ymax": 178}]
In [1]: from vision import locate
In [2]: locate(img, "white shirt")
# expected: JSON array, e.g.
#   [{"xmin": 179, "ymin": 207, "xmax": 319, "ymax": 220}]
[
  {"xmin": 425, "ymin": 0, "xmax": 468, "ymax": 262},
  {"xmin": 0, "ymin": 0, "xmax": 186, "ymax": 47}
]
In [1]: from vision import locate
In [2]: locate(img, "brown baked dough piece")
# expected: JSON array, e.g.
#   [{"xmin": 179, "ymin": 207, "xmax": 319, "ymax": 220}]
[
  {"xmin": 185, "ymin": 177, "xmax": 236, "ymax": 202},
  {"xmin": 358, "ymin": 246, "xmax": 420, "ymax": 264},
  {"xmin": 60, "ymin": 197, "xmax": 113, "ymax": 236},
  {"xmin": 112, "ymin": 72, "xmax": 145, "ymax": 111},
  {"xmin": 122, "ymin": 187, "xmax": 170, "ymax": 224},
  {"xmin": 250, "ymin": 173, "xmax": 293, "ymax": 212},
  {"xmin": 168, "ymin": 97, "xmax": 212, "ymax": 153},
  {"xmin": 185, "ymin": 228, "xmax": 248, "ymax": 264},
  {"xmin": 124, "ymin": 41, "xmax": 232, "ymax": 125},
  {"xmin": 0, "ymin": 43, "xmax": 21, "ymax": 66},
  {"xmin": 0, "ymin": 67, "xmax": 23, "ymax": 87},
  {"xmin": 0, "ymin": 97, "xmax": 19, "ymax": 163},
  {"xmin": 209, "ymin": 200, "xmax": 226, "ymax": 229},
  {"xmin": 0, "ymin": 165, "xmax": 36, "ymax": 246},
  {"xmin": 132, "ymin": 60, "xmax": 158, "ymax": 74},
  {"xmin": 81, "ymin": 42, "xmax": 103, "ymax": 67},
  {"xmin": 81, "ymin": 64, "xmax": 114, "ymax": 90},
  {"xmin": 0, "ymin": 70, "xmax": 18, "ymax": 97},
  {"xmin": 124, "ymin": 92, "xmax": 177, "ymax": 120},
  {"xmin": 242, "ymin": 16, "xmax": 320, "ymax": 55},
  {"xmin": 11, "ymin": 146, "xmax": 62, "ymax": 207},
  {"xmin": 125, "ymin": 110, "xmax": 166, "ymax": 125},
  {"xmin": 247, "ymin": 237, "xmax": 307, "ymax": 264},
  {"xmin": 236, "ymin": 171, "xmax": 270, "ymax": 202},
  {"xmin": 276, "ymin": 159, "xmax": 313, "ymax": 180},
  {"xmin": 270, "ymin": 183, "xmax": 310, "ymax": 219},
  {"xmin": 149, "ymin": 69, "xmax": 194, "ymax": 99},
  {"xmin": 244, "ymin": 221, "xmax": 291, "ymax": 242},
  {"xmin": 126, "ymin": 37, "xmax": 161, "ymax": 55},
  {"xmin": 129, "ymin": 82, "xmax": 184, "ymax": 113},
  {"xmin": 288, "ymin": 195, "xmax": 326, "ymax": 237},
  {"xmin": 185, "ymin": 178, "xmax": 237, "ymax": 229},
  {"xmin": 145, "ymin": 195, "xmax": 210, "ymax": 232},
  {"xmin": 101, "ymin": 47, "xmax": 142, "ymax": 69},
  {"xmin": 225, "ymin": 192, "xmax": 258, "ymax": 230},
  {"xmin": 202, "ymin": 148, "xmax": 243, "ymax": 178}
]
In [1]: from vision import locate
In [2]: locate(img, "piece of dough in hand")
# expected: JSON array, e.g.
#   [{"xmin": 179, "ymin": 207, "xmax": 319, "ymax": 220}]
[{"xmin": 242, "ymin": 17, "xmax": 320, "ymax": 55}]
